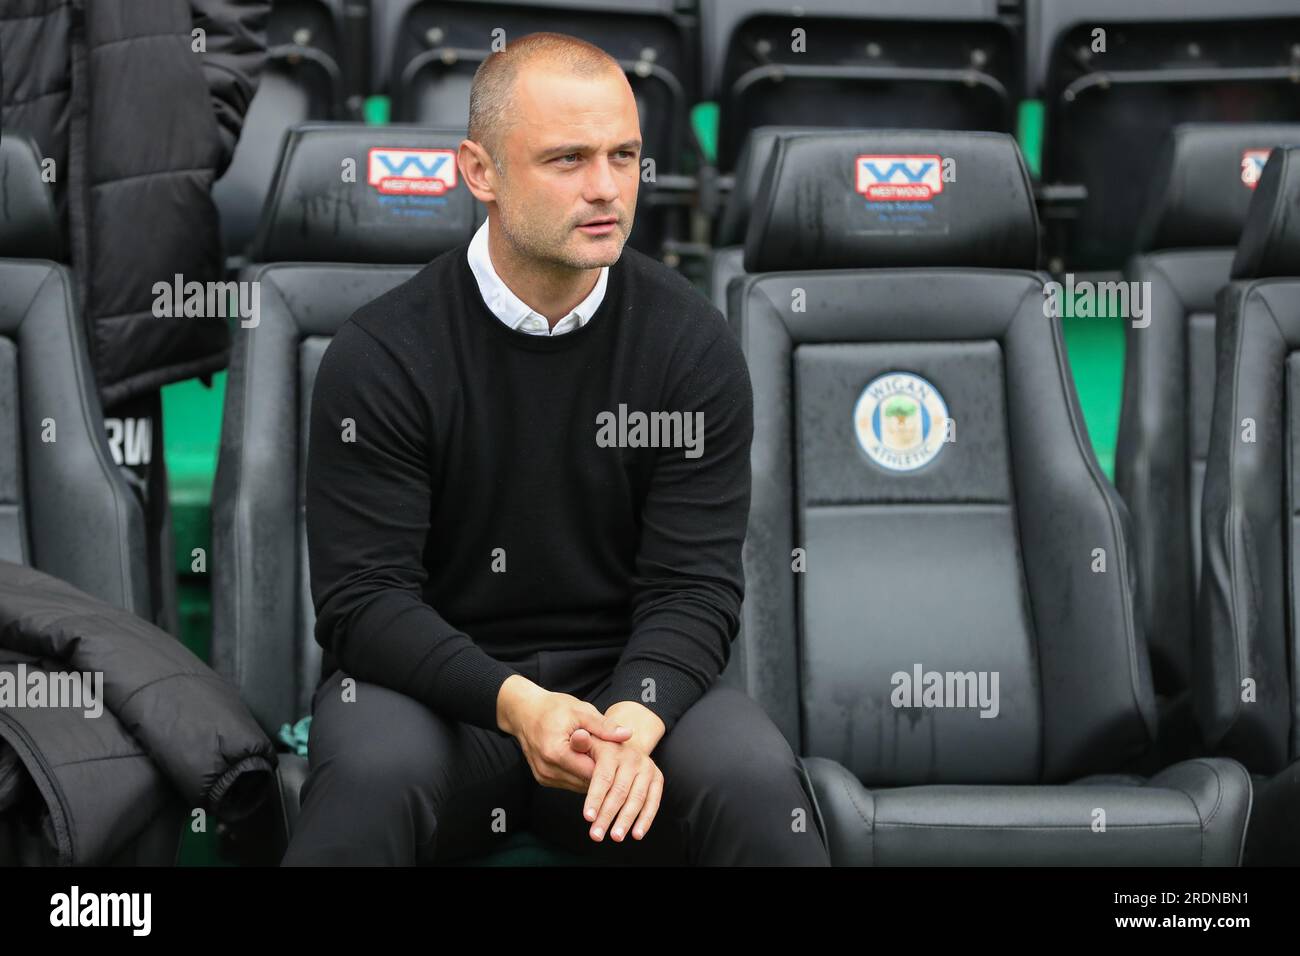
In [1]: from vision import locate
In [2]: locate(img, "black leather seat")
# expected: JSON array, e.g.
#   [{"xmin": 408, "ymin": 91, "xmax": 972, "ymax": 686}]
[
  {"xmin": 213, "ymin": 0, "xmax": 348, "ymax": 264},
  {"xmin": 729, "ymin": 129, "xmax": 1252, "ymax": 865},
  {"xmin": 1116, "ymin": 123, "xmax": 1300, "ymax": 724},
  {"xmin": 704, "ymin": 0, "xmax": 1019, "ymax": 172},
  {"xmin": 1030, "ymin": 0, "xmax": 1300, "ymax": 269},
  {"xmin": 1198, "ymin": 145, "xmax": 1300, "ymax": 865},
  {"xmin": 216, "ymin": 123, "xmax": 569, "ymax": 859},
  {"xmin": 0, "ymin": 131, "xmax": 149, "ymax": 614},
  {"xmin": 0, "ymin": 131, "xmax": 188, "ymax": 863},
  {"xmin": 214, "ymin": 123, "xmax": 601, "ymax": 864}
]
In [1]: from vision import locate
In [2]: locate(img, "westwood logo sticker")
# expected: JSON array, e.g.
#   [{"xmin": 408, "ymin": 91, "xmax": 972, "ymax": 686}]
[
  {"xmin": 856, "ymin": 154, "xmax": 944, "ymax": 201},
  {"xmin": 1241, "ymin": 149, "xmax": 1271, "ymax": 189},
  {"xmin": 853, "ymin": 372, "xmax": 950, "ymax": 472},
  {"xmin": 368, "ymin": 148, "xmax": 457, "ymax": 195}
]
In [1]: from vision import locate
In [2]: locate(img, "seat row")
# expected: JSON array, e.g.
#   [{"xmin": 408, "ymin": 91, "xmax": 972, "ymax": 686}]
[
  {"xmin": 3, "ymin": 121, "xmax": 1299, "ymax": 864},
  {"xmin": 219, "ymin": 0, "xmax": 1300, "ymax": 272}
]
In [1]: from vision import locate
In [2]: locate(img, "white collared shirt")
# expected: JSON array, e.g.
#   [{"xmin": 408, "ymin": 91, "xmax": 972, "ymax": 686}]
[{"xmin": 467, "ymin": 220, "xmax": 608, "ymax": 335}]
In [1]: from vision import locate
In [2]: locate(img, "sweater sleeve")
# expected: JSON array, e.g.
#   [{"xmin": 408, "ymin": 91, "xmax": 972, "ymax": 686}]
[
  {"xmin": 594, "ymin": 324, "xmax": 755, "ymax": 734},
  {"xmin": 306, "ymin": 321, "xmax": 518, "ymax": 731}
]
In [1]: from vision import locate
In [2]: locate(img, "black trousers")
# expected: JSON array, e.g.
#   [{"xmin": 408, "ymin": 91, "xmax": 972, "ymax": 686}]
[{"xmin": 282, "ymin": 646, "xmax": 830, "ymax": 866}]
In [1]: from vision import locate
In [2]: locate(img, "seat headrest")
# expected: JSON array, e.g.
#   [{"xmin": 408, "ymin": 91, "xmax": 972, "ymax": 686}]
[
  {"xmin": 0, "ymin": 131, "xmax": 62, "ymax": 260},
  {"xmin": 743, "ymin": 130, "xmax": 1037, "ymax": 273},
  {"xmin": 1232, "ymin": 145, "xmax": 1300, "ymax": 280},
  {"xmin": 716, "ymin": 126, "xmax": 837, "ymax": 247},
  {"xmin": 1137, "ymin": 123, "xmax": 1300, "ymax": 253},
  {"xmin": 250, "ymin": 123, "xmax": 484, "ymax": 264}
]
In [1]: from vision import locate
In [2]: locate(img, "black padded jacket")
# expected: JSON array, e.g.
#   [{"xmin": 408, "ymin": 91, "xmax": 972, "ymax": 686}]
[
  {"xmin": 0, "ymin": 0, "xmax": 269, "ymax": 405},
  {"xmin": 0, "ymin": 562, "xmax": 275, "ymax": 865}
]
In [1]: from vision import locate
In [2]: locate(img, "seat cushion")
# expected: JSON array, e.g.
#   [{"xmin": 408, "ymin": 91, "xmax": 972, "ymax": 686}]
[{"xmin": 803, "ymin": 755, "xmax": 1251, "ymax": 866}]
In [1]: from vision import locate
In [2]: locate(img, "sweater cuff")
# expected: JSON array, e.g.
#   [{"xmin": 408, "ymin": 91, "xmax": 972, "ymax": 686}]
[
  {"xmin": 595, "ymin": 660, "xmax": 707, "ymax": 736},
  {"xmin": 426, "ymin": 647, "xmax": 520, "ymax": 733}
]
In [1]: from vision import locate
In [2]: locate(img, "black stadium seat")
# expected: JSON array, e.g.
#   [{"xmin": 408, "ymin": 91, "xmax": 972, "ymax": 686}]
[
  {"xmin": 0, "ymin": 132, "xmax": 206, "ymax": 864},
  {"xmin": 1198, "ymin": 146, "xmax": 1300, "ymax": 865},
  {"xmin": 213, "ymin": 0, "xmax": 350, "ymax": 263},
  {"xmin": 213, "ymin": 122, "xmax": 481, "ymax": 736},
  {"xmin": 375, "ymin": 0, "xmax": 699, "ymax": 258},
  {"xmin": 1115, "ymin": 123, "xmax": 1300, "ymax": 724},
  {"xmin": 211, "ymin": 123, "xmax": 484, "ymax": 855},
  {"xmin": 727, "ymin": 129, "xmax": 1250, "ymax": 865},
  {"xmin": 703, "ymin": 0, "xmax": 1021, "ymax": 172},
  {"xmin": 0, "ymin": 132, "xmax": 150, "ymax": 615},
  {"xmin": 1029, "ymin": 0, "xmax": 1300, "ymax": 269}
]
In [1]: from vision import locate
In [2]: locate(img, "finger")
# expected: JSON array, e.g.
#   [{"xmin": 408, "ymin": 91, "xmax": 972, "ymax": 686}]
[
  {"xmin": 592, "ymin": 758, "xmax": 636, "ymax": 842},
  {"xmin": 569, "ymin": 728, "xmax": 593, "ymax": 754},
  {"xmin": 610, "ymin": 767, "xmax": 652, "ymax": 842},
  {"xmin": 527, "ymin": 744, "xmax": 594, "ymax": 789},
  {"xmin": 530, "ymin": 750, "xmax": 591, "ymax": 793},
  {"xmin": 579, "ymin": 710, "xmax": 632, "ymax": 743},
  {"xmin": 583, "ymin": 749, "xmax": 619, "ymax": 832},
  {"xmin": 632, "ymin": 771, "xmax": 663, "ymax": 840},
  {"xmin": 552, "ymin": 747, "xmax": 597, "ymax": 782},
  {"xmin": 543, "ymin": 768, "xmax": 591, "ymax": 793}
]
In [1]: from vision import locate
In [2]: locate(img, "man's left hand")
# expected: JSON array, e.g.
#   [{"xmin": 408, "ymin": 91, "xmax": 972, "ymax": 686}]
[{"xmin": 569, "ymin": 701, "xmax": 666, "ymax": 841}]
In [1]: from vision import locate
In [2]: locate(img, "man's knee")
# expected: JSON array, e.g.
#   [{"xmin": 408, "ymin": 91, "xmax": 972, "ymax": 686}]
[
  {"xmin": 312, "ymin": 734, "xmax": 446, "ymax": 803},
  {"xmin": 656, "ymin": 685, "xmax": 806, "ymax": 806},
  {"xmin": 304, "ymin": 682, "xmax": 456, "ymax": 807}
]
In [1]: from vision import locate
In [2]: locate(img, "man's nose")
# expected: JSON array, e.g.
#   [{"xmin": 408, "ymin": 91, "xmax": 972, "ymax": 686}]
[{"xmin": 583, "ymin": 155, "xmax": 622, "ymax": 205}]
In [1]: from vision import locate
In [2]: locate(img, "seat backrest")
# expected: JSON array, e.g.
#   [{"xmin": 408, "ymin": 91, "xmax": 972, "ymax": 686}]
[
  {"xmin": 213, "ymin": 0, "xmax": 346, "ymax": 260},
  {"xmin": 704, "ymin": 0, "xmax": 1020, "ymax": 171},
  {"xmin": 271, "ymin": 0, "xmax": 347, "ymax": 92},
  {"xmin": 0, "ymin": 131, "xmax": 148, "ymax": 613},
  {"xmin": 732, "ymin": 130, "xmax": 1156, "ymax": 786},
  {"xmin": 1197, "ymin": 145, "xmax": 1300, "ymax": 773},
  {"xmin": 0, "ymin": 133, "xmax": 63, "ymax": 262},
  {"xmin": 1116, "ymin": 122, "xmax": 1300, "ymax": 696},
  {"xmin": 211, "ymin": 123, "xmax": 483, "ymax": 733},
  {"xmin": 711, "ymin": 125, "xmax": 835, "ymax": 312},
  {"xmin": 1031, "ymin": 0, "xmax": 1300, "ymax": 268}
]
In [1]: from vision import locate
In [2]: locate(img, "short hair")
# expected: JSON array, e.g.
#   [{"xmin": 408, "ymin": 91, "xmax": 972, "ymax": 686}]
[{"xmin": 467, "ymin": 32, "xmax": 624, "ymax": 172}]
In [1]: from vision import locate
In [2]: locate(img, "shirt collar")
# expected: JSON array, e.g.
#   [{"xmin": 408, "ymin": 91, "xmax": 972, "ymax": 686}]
[{"xmin": 467, "ymin": 220, "xmax": 608, "ymax": 335}]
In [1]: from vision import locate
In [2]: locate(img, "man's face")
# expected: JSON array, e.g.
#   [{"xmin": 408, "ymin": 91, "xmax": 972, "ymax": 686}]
[{"xmin": 492, "ymin": 66, "xmax": 641, "ymax": 270}]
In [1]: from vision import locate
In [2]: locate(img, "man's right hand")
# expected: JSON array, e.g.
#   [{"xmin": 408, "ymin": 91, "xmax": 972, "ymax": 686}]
[{"xmin": 496, "ymin": 674, "xmax": 632, "ymax": 792}]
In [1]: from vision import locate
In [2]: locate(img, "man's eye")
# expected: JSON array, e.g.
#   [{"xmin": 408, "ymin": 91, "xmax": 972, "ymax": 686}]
[{"xmin": 556, "ymin": 153, "xmax": 579, "ymax": 164}]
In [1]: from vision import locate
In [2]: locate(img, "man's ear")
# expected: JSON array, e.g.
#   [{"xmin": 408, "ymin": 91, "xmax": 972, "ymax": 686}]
[{"xmin": 458, "ymin": 139, "xmax": 498, "ymax": 204}]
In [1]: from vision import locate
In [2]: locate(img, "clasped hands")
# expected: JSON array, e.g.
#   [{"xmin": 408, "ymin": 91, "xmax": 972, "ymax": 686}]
[{"xmin": 497, "ymin": 675, "xmax": 666, "ymax": 843}]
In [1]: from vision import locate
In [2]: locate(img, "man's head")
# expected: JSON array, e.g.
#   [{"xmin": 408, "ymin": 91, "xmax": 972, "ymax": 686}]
[{"xmin": 459, "ymin": 33, "xmax": 640, "ymax": 272}]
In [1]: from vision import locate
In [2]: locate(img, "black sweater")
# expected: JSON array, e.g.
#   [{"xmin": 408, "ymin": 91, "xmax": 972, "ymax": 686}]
[{"xmin": 305, "ymin": 244, "xmax": 754, "ymax": 735}]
